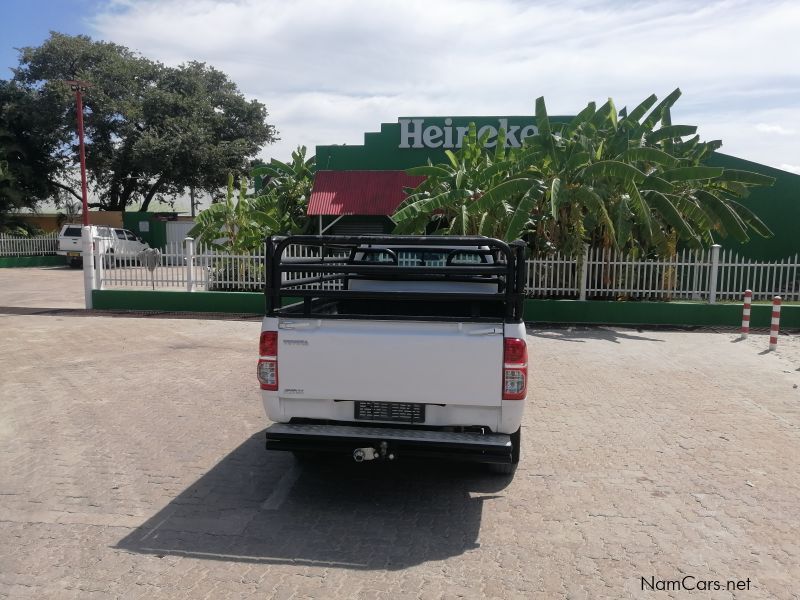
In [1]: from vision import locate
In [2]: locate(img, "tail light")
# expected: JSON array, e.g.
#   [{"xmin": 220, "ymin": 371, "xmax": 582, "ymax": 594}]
[
  {"xmin": 503, "ymin": 337, "xmax": 527, "ymax": 400},
  {"xmin": 257, "ymin": 331, "xmax": 278, "ymax": 390}
]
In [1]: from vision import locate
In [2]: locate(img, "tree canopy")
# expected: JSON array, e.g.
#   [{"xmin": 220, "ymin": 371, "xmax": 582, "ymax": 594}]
[
  {"xmin": 6, "ymin": 32, "xmax": 277, "ymax": 212},
  {"xmin": 0, "ymin": 79, "xmax": 67, "ymax": 220},
  {"xmin": 394, "ymin": 90, "xmax": 774, "ymax": 256}
]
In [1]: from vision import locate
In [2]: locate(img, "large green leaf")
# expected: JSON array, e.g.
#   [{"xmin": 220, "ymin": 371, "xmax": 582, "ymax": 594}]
[
  {"xmin": 645, "ymin": 190, "xmax": 699, "ymax": 244},
  {"xmin": 646, "ymin": 125, "xmax": 698, "ymax": 143},
  {"xmin": 467, "ymin": 177, "xmax": 530, "ymax": 215},
  {"xmin": 640, "ymin": 175, "xmax": 676, "ymax": 194},
  {"xmin": 444, "ymin": 149, "xmax": 459, "ymax": 169},
  {"xmin": 661, "ymin": 166, "xmax": 724, "ymax": 181},
  {"xmin": 583, "ymin": 160, "xmax": 647, "ymax": 183},
  {"xmin": 504, "ymin": 186, "xmax": 541, "ymax": 240},
  {"xmin": 406, "ymin": 165, "xmax": 452, "ymax": 178},
  {"xmin": 613, "ymin": 198, "xmax": 634, "ymax": 248},
  {"xmin": 393, "ymin": 188, "xmax": 469, "ymax": 221},
  {"xmin": 710, "ymin": 181, "xmax": 749, "ymax": 197},
  {"xmin": 573, "ymin": 186, "xmax": 614, "ymax": 238},
  {"xmin": 622, "ymin": 147, "xmax": 679, "ymax": 168},
  {"xmin": 715, "ymin": 169, "xmax": 776, "ymax": 186},
  {"xmin": 565, "ymin": 151, "xmax": 591, "ymax": 173},
  {"xmin": 251, "ymin": 211, "xmax": 282, "ymax": 231},
  {"xmin": 566, "ymin": 102, "xmax": 596, "ymax": 133},
  {"xmin": 494, "ymin": 128, "xmax": 507, "ymax": 162},
  {"xmin": 625, "ymin": 93, "xmax": 658, "ymax": 124},
  {"xmin": 642, "ymin": 87, "xmax": 682, "ymax": 129},
  {"xmin": 625, "ymin": 182, "xmax": 653, "ymax": 239},
  {"xmin": 591, "ymin": 99, "xmax": 617, "ymax": 129},
  {"xmin": 694, "ymin": 190, "xmax": 749, "ymax": 242},
  {"xmin": 535, "ymin": 96, "xmax": 552, "ymax": 139},
  {"xmin": 725, "ymin": 199, "xmax": 773, "ymax": 238}
]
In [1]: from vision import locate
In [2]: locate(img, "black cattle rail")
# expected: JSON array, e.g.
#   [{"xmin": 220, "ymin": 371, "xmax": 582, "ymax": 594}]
[{"xmin": 264, "ymin": 235, "xmax": 527, "ymax": 323}]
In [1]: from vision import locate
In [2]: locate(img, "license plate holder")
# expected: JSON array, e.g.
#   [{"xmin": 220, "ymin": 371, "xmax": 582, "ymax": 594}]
[
  {"xmin": 67, "ymin": 251, "xmax": 80, "ymax": 257},
  {"xmin": 354, "ymin": 401, "xmax": 425, "ymax": 423}
]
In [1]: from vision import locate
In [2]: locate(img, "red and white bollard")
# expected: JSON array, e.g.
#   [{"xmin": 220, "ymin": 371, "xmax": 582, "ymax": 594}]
[
  {"xmin": 769, "ymin": 296, "xmax": 782, "ymax": 351},
  {"xmin": 740, "ymin": 289, "xmax": 752, "ymax": 338}
]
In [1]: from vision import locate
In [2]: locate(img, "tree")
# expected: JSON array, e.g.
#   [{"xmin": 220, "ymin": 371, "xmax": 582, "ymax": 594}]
[
  {"xmin": 394, "ymin": 90, "xmax": 774, "ymax": 257},
  {"xmin": 251, "ymin": 146, "xmax": 316, "ymax": 235},
  {"xmin": 10, "ymin": 32, "xmax": 277, "ymax": 212},
  {"xmin": 0, "ymin": 80, "xmax": 69, "ymax": 220}
]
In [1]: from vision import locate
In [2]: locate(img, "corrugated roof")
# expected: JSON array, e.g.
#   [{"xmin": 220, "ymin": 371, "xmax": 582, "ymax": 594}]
[{"xmin": 307, "ymin": 170, "xmax": 426, "ymax": 216}]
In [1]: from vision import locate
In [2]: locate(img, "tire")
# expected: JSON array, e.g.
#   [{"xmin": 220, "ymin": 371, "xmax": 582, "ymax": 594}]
[
  {"xmin": 68, "ymin": 257, "xmax": 82, "ymax": 269},
  {"xmin": 104, "ymin": 250, "xmax": 116, "ymax": 269},
  {"xmin": 489, "ymin": 427, "xmax": 521, "ymax": 475}
]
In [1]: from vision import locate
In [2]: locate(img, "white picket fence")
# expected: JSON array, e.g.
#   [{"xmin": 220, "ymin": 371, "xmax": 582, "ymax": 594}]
[
  {"xmin": 93, "ymin": 238, "xmax": 800, "ymax": 302},
  {"xmin": 526, "ymin": 245, "xmax": 800, "ymax": 302},
  {"xmin": 0, "ymin": 232, "xmax": 58, "ymax": 256}
]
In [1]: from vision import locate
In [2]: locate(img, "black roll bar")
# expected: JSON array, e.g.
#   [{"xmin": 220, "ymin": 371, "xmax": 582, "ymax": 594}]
[{"xmin": 264, "ymin": 235, "xmax": 526, "ymax": 322}]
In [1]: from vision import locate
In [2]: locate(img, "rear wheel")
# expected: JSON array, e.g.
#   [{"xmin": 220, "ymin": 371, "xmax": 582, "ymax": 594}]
[{"xmin": 489, "ymin": 427, "xmax": 520, "ymax": 475}]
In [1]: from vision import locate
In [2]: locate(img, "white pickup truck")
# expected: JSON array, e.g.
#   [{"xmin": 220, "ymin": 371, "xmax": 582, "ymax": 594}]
[
  {"xmin": 57, "ymin": 224, "xmax": 149, "ymax": 267},
  {"xmin": 258, "ymin": 235, "xmax": 528, "ymax": 472}
]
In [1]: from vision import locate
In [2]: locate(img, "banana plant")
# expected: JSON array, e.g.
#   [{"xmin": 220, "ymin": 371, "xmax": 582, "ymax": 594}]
[
  {"xmin": 251, "ymin": 146, "xmax": 315, "ymax": 235},
  {"xmin": 393, "ymin": 123, "xmax": 533, "ymax": 239},
  {"xmin": 513, "ymin": 90, "xmax": 774, "ymax": 256},
  {"xmin": 188, "ymin": 173, "xmax": 280, "ymax": 253}
]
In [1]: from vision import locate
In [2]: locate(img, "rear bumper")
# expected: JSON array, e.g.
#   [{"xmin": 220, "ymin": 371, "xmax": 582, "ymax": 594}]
[{"xmin": 265, "ymin": 423, "xmax": 512, "ymax": 464}]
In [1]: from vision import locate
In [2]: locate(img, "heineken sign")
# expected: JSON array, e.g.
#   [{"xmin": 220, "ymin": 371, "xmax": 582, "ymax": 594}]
[
  {"xmin": 316, "ymin": 116, "xmax": 569, "ymax": 170},
  {"xmin": 399, "ymin": 118, "xmax": 538, "ymax": 149}
]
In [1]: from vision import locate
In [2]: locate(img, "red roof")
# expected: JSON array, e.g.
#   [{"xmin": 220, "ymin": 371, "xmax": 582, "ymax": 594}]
[{"xmin": 307, "ymin": 170, "xmax": 426, "ymax": 216}]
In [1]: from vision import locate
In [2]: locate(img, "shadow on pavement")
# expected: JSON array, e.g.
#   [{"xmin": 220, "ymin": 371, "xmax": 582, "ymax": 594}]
[
  {"xmin": 116, "ymin": 431, "xmax": 512, "ymax": 570},
  {"xmin": 528, "ymin": 325, "xmax": 665, "ymax": 344}
]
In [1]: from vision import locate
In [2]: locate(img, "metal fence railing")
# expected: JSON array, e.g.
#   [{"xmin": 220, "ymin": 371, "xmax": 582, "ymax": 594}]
[
  {"xmin": 0, "ymin": 232, "xmax": 58, "ymax": 257},
  {"xmin": 92, "ymin": 237, "xmax": 800, "ymax": 303}
]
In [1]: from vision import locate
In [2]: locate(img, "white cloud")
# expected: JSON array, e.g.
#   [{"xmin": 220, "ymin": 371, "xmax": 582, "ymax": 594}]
[
  {"xmin": 755, "ymin": 123, "xmax": 796, "ymax": 135},
  {"xmin": 90, "ymin": 0, "xmax": 800, "ymax": 171}
]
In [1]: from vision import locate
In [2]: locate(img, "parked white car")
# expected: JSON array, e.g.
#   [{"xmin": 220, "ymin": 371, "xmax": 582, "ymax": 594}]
[
  {"xmin": 259, "ymin": 235, "xmax": 529, "ymax": 473},
  {"xmin": 57, "ymin": 224, "xmax": 150, "ymax": 267}
]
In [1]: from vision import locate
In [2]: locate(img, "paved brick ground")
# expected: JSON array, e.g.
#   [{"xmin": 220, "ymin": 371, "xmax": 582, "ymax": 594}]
[
  {"xmin": 1, "ymin": 269, "xmax": 799, "ymax": 598},
  {"xmin": 0, "ymin": 265, "xmax": 85, "ymax": 309}
]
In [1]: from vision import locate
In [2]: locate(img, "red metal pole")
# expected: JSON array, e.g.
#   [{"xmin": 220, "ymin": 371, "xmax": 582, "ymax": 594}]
[{"xmin": 74, "ymin": 87, "xmax": 90, "ymax": 226}]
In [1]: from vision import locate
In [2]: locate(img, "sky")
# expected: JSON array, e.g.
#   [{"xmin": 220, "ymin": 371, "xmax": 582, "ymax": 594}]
[{"xmin": 1, "ymin": 0, "xmax": 799, "ymax": 207}]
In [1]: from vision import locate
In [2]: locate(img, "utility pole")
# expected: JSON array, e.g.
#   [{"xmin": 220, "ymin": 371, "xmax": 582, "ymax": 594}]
[{"xmin": 65, "ymin": 80, "xmax": 92, "ymax": 226}]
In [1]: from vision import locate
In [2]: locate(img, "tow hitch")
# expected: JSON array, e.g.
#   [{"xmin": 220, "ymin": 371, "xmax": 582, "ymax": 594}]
[{"xmin": 352, "ymin": 441, "xmax": 395, "ymax": 462}]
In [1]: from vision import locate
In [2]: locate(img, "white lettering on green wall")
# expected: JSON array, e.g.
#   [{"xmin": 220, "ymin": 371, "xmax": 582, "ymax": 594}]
[{"xmin": 398, "ymin": 118, "xmax": 538, "ymax": 149}]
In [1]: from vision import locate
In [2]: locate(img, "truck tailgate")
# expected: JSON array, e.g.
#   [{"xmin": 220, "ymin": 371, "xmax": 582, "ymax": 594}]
[{"xmin": 277, "ymin": 318, "xmax": 503, "ymax": 406}]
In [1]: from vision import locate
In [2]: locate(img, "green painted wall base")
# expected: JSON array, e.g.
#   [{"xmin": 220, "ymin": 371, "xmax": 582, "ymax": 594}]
[
  {"xmin": 524, "ymin": 299, "xmax": 799, "ymax": 328},
  {"xmin": 93, "ymin": 290, "xmax": 265, "ymax": 313},
  {"xmin": 92, "ymin": 290, "xmax": 799, "ymax": 329},
  {"xmin": 0, "ymin": 255, "xmax": 64, "ymax": 268}
]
